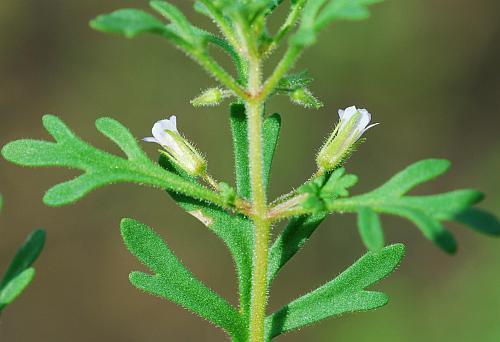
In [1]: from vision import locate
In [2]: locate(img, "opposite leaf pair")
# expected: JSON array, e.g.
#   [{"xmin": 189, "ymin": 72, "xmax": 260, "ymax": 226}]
[
  {"xmin": 121, "ymin": 218, "xmax": 405, "ymax": 341},
  {"xmin": 2, "ymin": 114, "xmax": 498, "ymax": 340}
]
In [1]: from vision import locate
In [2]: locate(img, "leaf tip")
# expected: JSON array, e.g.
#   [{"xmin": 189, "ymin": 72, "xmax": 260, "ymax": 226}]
[
  {"xmin": 42, "ymin": 113, "xmax": 59, "ymax": 125},
  {"xmin": 1, "ymin": 141, "xmax": 15, "ymax": 161},
  {"xmin": 427, "ymin": 158, "xmax": 451, "ymax": 173},
  {"xmin": 435, "ymin": 231, "xmax": 458, "ymax": 255},
  {"xmin": 390, "ymin": 243, "xmax": 406, "ymax": 258},
  {"xmin": 95, "ymin": 117, "xmax": 117, "ymax": 131},
  {"xmin": 120, "ymin": 218, "xmax": 136, "ymax": 234},
  {"xmin": 43, "ymin": 187, "xmax": 75, "ymax": 207}
]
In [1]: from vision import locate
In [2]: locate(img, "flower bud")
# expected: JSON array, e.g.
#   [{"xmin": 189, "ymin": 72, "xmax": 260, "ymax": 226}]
[
  {"xmin": 144, "ymin": 116, "xmax": 207, "ymax": 177},
  {"xmin": 190, "ymin": 88, "xmax": 231, "ymax": 107},
  {"xmin": 316, "ymin": 106, "xmax": 378, "ymax": 171},
  {"xmin": 290, "ymin": 87, "xmax": 323, "ymax": 109}
]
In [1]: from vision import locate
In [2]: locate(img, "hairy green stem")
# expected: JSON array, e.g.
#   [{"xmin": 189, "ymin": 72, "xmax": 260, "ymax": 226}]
[
  {"xmin": 198, "ymin": 0, "xmax": 239, "ymax": 49},
  {"xmin": 193, "ymin": 51, "xmax": 249, "ymax": 99},
  {"xmin": 244, "ymin": 40, "xmax": 271, "ymax": 341},
  {"xmin": 260, "ymin": 45, "xmax": 302, "ymax": 100},
  {"xmin": 243, "ymin": 17, "xmax": 307, "ymax": 340},
  {"xmin": 264, "ymin": 0, "xmax": 307, "ymax": 56}
]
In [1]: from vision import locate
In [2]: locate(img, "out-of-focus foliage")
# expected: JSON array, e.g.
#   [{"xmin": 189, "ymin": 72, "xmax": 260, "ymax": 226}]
[{"xmin": 0, "ymin": 196, "xmax": 45, "ymax": 312}]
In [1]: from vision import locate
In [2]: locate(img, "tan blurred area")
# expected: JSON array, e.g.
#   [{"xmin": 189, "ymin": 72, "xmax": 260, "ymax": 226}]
[{"xmin": 0, "ymin": 0, "xmax": 499, "ymax": 341}]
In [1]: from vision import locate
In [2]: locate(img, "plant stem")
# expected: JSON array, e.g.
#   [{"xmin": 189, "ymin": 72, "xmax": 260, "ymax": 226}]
[
  {"xmin": 264, "ymin": 0, "xmax": 307, "ymax": 56},
  {"xmin": 260, "ymin": 45, "xmax": 302, "ymax": 100},
  {"xmin": 236, "ymin": 10, "xmax": 306, "ymax": 339},
  {"xmin": 198, "ymin": 0, "xmax": 239, "ymax": 49},
  {"xmin": 245, "ymin": 47, "xmax": 271, "ymax": 341},
  {"xmin": 193, "ymin": 51, "xmax": 249, "ymax": 100}
]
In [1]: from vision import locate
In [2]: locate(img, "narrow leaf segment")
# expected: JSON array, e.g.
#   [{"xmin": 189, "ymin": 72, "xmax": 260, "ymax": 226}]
[
  {"xmin": 266, "ymin": 243, "xmax": 405, "ymax": 340},
  {"xmin": 328, "ymin": 159, "xmax": 488, "ymax": 253},
  {"xmin": 0, "ymin": 227, "xmax": 46, "ymax": 311},
  {"xmin": 121, "ymin": 218, "xmax": 245, "ymax": 340},
  {"xmin": 1, "ymin": 115, "xmax": 226, "ymax": 208}
]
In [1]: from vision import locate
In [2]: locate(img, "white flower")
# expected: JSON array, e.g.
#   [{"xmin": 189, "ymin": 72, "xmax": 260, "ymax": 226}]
[
  {"xmin": 337, "ymin": 106, "xmax": 378, "ymax": 138},
  {"xmin": 316, "ymin": 106, "xmax": 378, "ymax": 171},
  {"xmin": 144, "ymin": 116, "xmax": 206, "ymax": 177}
]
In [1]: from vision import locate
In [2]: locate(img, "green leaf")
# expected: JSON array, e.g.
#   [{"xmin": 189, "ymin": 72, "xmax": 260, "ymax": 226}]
[
  {"xmin": 321, "ymin": 168, "xmax": 359, "ymax": 198},
  {"xmin": 268, "ymin": 214, "xmax": 326, "ymax": 284},
  {"xmin": 1, "ymin": 115, "xmax": 225, "ymax": 208},
  {"xmin": 266, "ymin": 244, "xmax": 405, "ymax": 340},
  {"xmin": 159, "ymin": 155, "xmax": 253, "ymax": 324},
  {"xmin": 357, "ymin": 207, "xmax": 384, "ymax": 251},
  {"xmin": 0, "ymin": 229, "xmax": 45, "ymax": 289},
  {"xmin": 121, "ymin": 218, "xmax": 244, "ymax": 340},
  {"xmin": 368, "ymin": 159, "xmax": 450, "ymax": 197},
  {"xmin": 230, "ymin": 104, "xmax": 281, "ymax": 199},
  {"xmin": 263, "ymin": 113, "xmax": 281, "ymax": 190},
  {"xmin": 150, "ymin": 1, "xmax": 196, "ymax": 43},
  {"xmin": 219, "ymin": 182, "xmax": 237, "ymax": 206},
  {"xmin": 171, "ymin": 195, "xmax": 253, "ymax": 324},
  {"xmin": 301, "ymin": 0, "xmax": 328, "ymax": 29},
  {"xmin": 386, "ymin": 206, "xmax": 457, "ymax": 254},
  {"xmin": 316, "ymin": 0, "xmax": 384, "ymax": 29},
  {"xmin": 291, "ymin": 0, "xmax": 384, "ymax": 47},
  {"xmin": 454, "ymin": 208, "xmax": 500, "ymax": 236},
  {"xmin": 0, "ymin": 268, "xmax": 35, "ymax": 310},
  {"xmin": 90, "ymin": 8, "xmax": 170, "ymax": 39},
  {"xmin": 276, "ymin": 70, "xmax": 314, "ymax": 92},
  {"xmin": 90, "ymin": 5, "xmax": 240, "ymax": 69},
  {"xmin": 329, "ymin": 159, "xmax": 491, "ymax": 254},
  {"xmin": 298, "ymin": 168, "xmax": 358, "ymax": 213},
  {"xmin": 230, "ymin": 104, "xmax": 251, "ymax": 198}
]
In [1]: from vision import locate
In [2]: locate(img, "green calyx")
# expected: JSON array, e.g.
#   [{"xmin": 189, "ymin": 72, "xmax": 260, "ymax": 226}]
[
  {"xmin": 158, "ymin": 130, "xmax": 208, "ymax": 178},
  {"xmin": 316, "ymin": 111, "xmax": 363, "ymax": 171}
]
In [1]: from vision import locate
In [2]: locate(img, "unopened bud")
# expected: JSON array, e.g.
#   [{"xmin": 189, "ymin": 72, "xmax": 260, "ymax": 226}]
[
  {"xmin": 190, "ymin": 88, "xmax": 231, "ymax": 107},
  {"xmin": 290, "ymin": 88, "xmax": 323, "ymax": 109}
]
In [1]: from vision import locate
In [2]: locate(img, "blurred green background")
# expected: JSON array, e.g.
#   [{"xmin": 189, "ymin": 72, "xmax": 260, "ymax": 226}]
[{"xmin": 1, "ymin": 0, "xmax": 499, "ymax": 341}]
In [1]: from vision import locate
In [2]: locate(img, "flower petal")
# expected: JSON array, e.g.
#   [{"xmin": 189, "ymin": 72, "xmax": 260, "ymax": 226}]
[
  {"xmin": 154, "ymin": 116, "xmax": 178, "ymax": 134},
  {"xmin": 152, "ymin": 116, "xmax": 181, "ymax": 148},
  {"xmin": 357, "ymin": 109, "xmax": 372, "ymax": 131},
  {"xmin": 143, "ymin": 137, "xmax": 159, "ymax": 143},
  {"xmin": 363, "ymin": 122, "xmax": 380, "ymax": 133},
  {"xmin": 342, "ymin": 106, "xmax": 358, "ymax": 121}
]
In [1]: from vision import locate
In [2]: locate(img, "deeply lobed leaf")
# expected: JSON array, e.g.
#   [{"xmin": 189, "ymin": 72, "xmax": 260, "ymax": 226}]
[
  {"xmin": 121, "ymin": 218, "xmax": 245, "ymax": 340},
  {"xmin": 159, "ymin": 154, "xmax": 253, "ymax": 327},
  {"xmin": 91, "ymin": 2, "xmax": 244, "ymax": 77},
  {"xmin": 266, "ymin": 244, "xmax": 405, "ymax": 339},
  {"xmin": 1, "ymin": 115, "xmax": 225, "ymax": 208},
  {"xmin": 328, "ymin": 159, "xmax": 492, "ymax": 253},
  {"xmin": 299, "ymin": 168, "xmax": 358, "ymax": 213}
]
